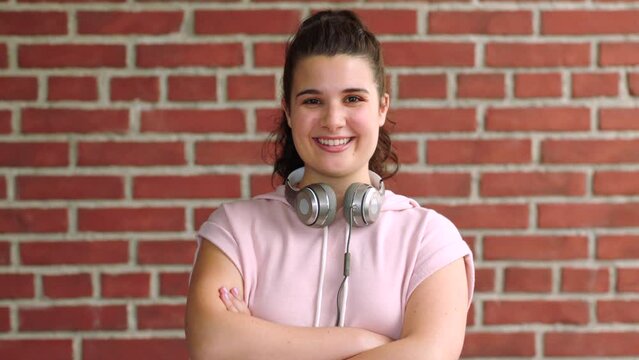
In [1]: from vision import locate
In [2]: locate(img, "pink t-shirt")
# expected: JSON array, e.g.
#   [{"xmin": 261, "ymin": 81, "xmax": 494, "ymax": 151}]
[{"xmin": 197, "ymin": 186, "xmax": 474, "ymax": 339}]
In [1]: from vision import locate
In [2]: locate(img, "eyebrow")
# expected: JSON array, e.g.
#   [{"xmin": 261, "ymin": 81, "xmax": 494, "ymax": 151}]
[{"xmin": 295, "ymin": 88, "xmax": 370, "ymax": 98}]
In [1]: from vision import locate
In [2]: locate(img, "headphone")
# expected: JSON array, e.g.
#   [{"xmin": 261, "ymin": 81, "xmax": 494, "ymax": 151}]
[{"xmin": 284, "ymin": 167, "xmax": 385, "ymax": 228}]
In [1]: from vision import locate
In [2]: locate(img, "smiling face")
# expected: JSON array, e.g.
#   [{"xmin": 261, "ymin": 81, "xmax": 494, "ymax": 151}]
[{"xmin": 285, "ymin": 54, "xmax": 389, "ymax": 185}]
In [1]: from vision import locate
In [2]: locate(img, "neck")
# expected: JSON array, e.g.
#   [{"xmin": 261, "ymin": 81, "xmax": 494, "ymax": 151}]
[{"xmin": 297, "ymin": 168, "xmax": 372, "ymax": 209}]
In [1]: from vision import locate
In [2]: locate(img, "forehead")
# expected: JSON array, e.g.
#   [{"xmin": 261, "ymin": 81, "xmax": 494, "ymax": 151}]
[{"xmin": 292, "ymin": 54, "xmax": 377, "ymax": 90}]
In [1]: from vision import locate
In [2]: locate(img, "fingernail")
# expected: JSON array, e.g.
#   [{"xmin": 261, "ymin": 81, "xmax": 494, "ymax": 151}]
[
  {"xmin": 219, "ymin": 287, "xmax": 229, "ymax": 299},
  {"xmin": 231, "ymin": 287, "xmax": 239, "ymax": 297}
]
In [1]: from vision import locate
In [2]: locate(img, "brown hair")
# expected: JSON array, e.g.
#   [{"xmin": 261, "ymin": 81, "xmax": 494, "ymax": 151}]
[{"xmin": 269, "ymin": 10, "xmax": 399, "ymax": 184}]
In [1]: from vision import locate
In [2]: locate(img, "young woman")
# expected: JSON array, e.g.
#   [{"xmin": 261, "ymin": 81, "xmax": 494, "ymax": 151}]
[{"xmin": 186, "ymin": 10, "xmax": 474, "ymax": 360}]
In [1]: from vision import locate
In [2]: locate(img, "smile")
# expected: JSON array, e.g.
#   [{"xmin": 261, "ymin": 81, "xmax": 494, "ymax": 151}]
[{"xmin": 314, "ymin": 137, "xmax": 353, "ymax": 146}]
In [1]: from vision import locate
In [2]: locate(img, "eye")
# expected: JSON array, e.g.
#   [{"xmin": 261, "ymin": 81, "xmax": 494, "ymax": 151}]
[
  {"xmin": 345, "ymin": 95, "xmax": 362, "ymax": 103},
  {"xmin": 302, "ymin": 98, "xmax": 321, "ymax": 105}
]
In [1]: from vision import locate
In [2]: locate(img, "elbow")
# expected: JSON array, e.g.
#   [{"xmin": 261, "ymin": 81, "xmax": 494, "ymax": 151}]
[{"xmin": 185, "ymin": 312, "xmax": 234, "ymax": 360}]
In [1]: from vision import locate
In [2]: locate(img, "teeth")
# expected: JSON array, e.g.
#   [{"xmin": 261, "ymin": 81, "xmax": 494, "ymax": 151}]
[{"xmin": 317, "ymin": 138, "xmax": 351, "ymax": 146}]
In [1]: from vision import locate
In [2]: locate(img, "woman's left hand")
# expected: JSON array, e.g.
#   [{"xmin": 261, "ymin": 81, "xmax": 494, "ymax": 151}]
[{"xmin": 219, "ymin": 287, "xmax": 252, "ymax": 316}]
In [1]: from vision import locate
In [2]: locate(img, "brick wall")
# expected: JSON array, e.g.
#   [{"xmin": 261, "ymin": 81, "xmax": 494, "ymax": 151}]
[{"xmin": 1, "ymin": 1, "xmax": 638, "ymax": 359}]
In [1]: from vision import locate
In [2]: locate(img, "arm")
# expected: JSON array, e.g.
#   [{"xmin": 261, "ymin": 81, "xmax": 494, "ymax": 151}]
[
  {"xmin": 185, "ymin": 239, "xmax": 390, "ymax": 360},
  {"xmin": 347, "ymin": 258, "xmax": 469, "ymax": 360}
]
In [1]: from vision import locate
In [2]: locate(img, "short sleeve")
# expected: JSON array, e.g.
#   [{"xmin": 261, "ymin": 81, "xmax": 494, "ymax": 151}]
[
  {"xmin": 407, "ymin": 211, "xmax": 475, "ymax": 308},
  {"xmin": 196, "ymin": 205, "xmax": 244, "ymax": 278}
]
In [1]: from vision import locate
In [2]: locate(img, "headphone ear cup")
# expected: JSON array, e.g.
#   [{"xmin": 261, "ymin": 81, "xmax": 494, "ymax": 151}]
[
  {"xmin": 296, "ymin": 183, "xmax": 336, "ymax": 227},
  {"xmin": 344, "ymin": 183, "xmax": 383, "ymax": 227}
]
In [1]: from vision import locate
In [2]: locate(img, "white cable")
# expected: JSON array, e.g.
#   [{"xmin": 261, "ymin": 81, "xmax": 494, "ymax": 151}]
[
  {"xmin": 337, "ymin": 224, "xmax": 351, "ymax": 327},
  {"xmin": 314, "ymin": 226, "xmax": 329, "ymax": 327}
]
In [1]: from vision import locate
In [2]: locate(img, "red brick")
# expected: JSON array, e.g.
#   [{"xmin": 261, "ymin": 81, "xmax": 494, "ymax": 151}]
[
  {"xmin": 486, "ymin": 43, "xmax": 590, "ymax": 67},
  {"xmin": 398, "ymin": 74, "xmax": 446, "ymax": 99},
  {"xmin": 598, "ymin": 235, "xmax": 639, "ymax": 259},
  {"xmin": 394, "ymin": 141, "xmax": 418, "ymax": 164},
  {"xmin": 160, "ymin": 272, "xmax": 189, "ymax": 296},
  {"xmin": 545, "ymin": 332, "xmax": 639, "ymax": 356},
  {"xmin": 572, "ymin": 72, "xmax": 619, "ymax": 97},
  {"xmin": 48, "ymin": 76, "xmax": 98, "ymax": 101},
  {"xmin": 598, "ymin": 301, "xmax": 639, "ymax": 323},
  {"xmin": 168, "ymin": 75, "xmax": 216, "ymax": 101},
  {"xmin": 0, "ymin": 77, "xmax": 38, "ymax": 100},
  {"xmin": 562, "ymin": 268, "xmax": 610, "ymax": 293},
  {"xmin": 542, "ymin": 139, "xmax": 639, "ymax": 163},
  {"xmin": 391, "ymin": 108, "xmax": 476, "ymax": 133},
  {"xmin": 20, "ymin": 241, "xmax": 128, "ymax": 265},
  {"xmin": 78, "ymin": 208, "xmax": 184, "ymax": 232},
  {"xmin": 600, "ymin": 42, "xmax": 639, "ymax": 66},
  {"xmin": 0, "ymin": 177, "xmax": 5, "ymax": 199},
  {"xmin": 78, "ymin": 11, "xmax": 182, "ymax": 34},
  {"xmin": 0, "ymin": 11, "xmax": 66, "ymax": 35},
  {"xmin": 430, "ymin": 204, "xmax": 528, "ymax": 229},
  {"xmin": 619, "ymin": 269, "xmax": 639, "ymax": 292},
  {"xmin": 254, "ymin": 42, "xmax": 286, "ymax": 67},
  {"xmin": 355, "ymin": 9, "xmax": 417, "ymax": 34},
  {"xmin": 630, "ymin": 73, "xmax": 639, "ymax": 96},
  {"xmin": 20, "ymin": 305, "xmax": 126, "ymax": 331},
  {"xmin": 249, "ymin": 174, "xmax": 280, "ymax": 196},
  {"xmin": 17, "ymin": 176, "xmax": 124, "ymax": 200},
  {"xmin": 22, "ymin": 108, "xmax": 128, "ymax": 133},
  {"xmin": 83, "ymin": 339, "xmax": 188, "ymax": 360},
  {"xmin": 43, "ymin": 274, "xmax": 92, "ymax": 298},
  {"xmin": 462, "ymin": 333, "xmax": 535, "ymax": 357},
  {"xmin": 505, "ymin": 267, "xmax": 552, "ymax": 292},
  {"xmin": 539, "ymin": 203, "xmax": 639, "ymax": 228},
  {"xmin": 194, "ymin": 207, "xmax": 217, "ymax": 231},
  {"xmin": 101, "ymin": 273, "xmax": 150, "ymax": 298},
  {"xmin": 430, "ymin": 11, "xmax": 531, "ymax": 35},
  {"xmin": 195, "ymin": 10, "xmax": 299, "ymax": 34},
  {"xmin": 457, "ymin": 73, "xmax": 504, "ymax": 98},
  {"xmin": 19, "ymin": 44, "xmax": 126, "ymax": 68},
  {"xmin": 138, "ymin": 240, "xmax": 197, "ymax": 265},
  {"xmin": 136, "ymin": 43, "xmax": 243, "ymax": 68},
  {"xmin": 382, "ymin": 42, "xmax": 474, "ymax": 67},
  {"xmin": 78, "ymin": 141, "xmax": 184, "ymax": 166},
  {"xmin": 0, "ymin": 44, "xmax": 7, "ymax": 68},
  {"xmin": 110, "ymin": 77, "xmax": 159, "ymax": 102},
  {"xmin": 134, "ymin": 175, "xmax": 241, "ymax": 199},
  {"xmin": 387, "ymin": 172, "xmax": 470, "ymax": 197},
  {"xmin": 428, "ymin": 139, "xmax": 531, "ymax": 164},
  {"xmin": 0, "ymin": 208, "xmax": 67, "ymax": 233},
  {"xmin": 481, "ymin": 171, "xmax": 586, "ymax": 196},
  {"xmin": 543, "ymin": 10, "xmax": 639, "ymax": 35},
  {"xmin": 141, "ymin": 109, "xmax": 244, "ymax": 133},
  {"xmin": 0, "ymin": 274, "xmax": 34, "ymax": 298},
  {"xmin": 196, "ymin": 141, "xmax": 266, "ymax": 165},
  {"xmin": 484, "ymin": 236, "xmax": 588, "ymax": 260},
  {"xmin": 0, "ymin": 340, "xmax": 72, "ymax": 360},
  {"xmin": 594, "ymin": 171, "xmax": 639, "ymax": 195},
  {"xmin": 0, "ymin": 110, "xmax": 9, "ymax": 134},
  {"xmin": 486, "ymin": 107, "xmax": 589, "ymax": 131},
  {"xmin": 137, "ymin": 304, "xmax": 185, "ymax": 329},
  {"xmin": 227, "ymin": 75, "xmax": 275, "ymax": 100},
  {"xmin": 0, "ymin": 307, "xmax": 8, "ymax": 332},
  {"xmin": 515, "ymin": 73, "xmax": 562, "ymax": 98},
  {"xmin": 485, "ymin": 301, "xmax": 589, "ymax": 324},
  {"xmin": 600, "ymin": 108, "xmax": 639, "ymax": 130},
  {"xmin": 255, "ymin": 108, "xmax": 282, "ymax": 132},
  {"xmin": 19, "ymin": 0, "xmax": 125, "ymax": 2},
  {"xmin": 475, "ymin": 268, "xmax": 495, "ymax": 292},
  {"xmin": 0, "ymin": 242, "xmax": 8, "ymax": 264}
]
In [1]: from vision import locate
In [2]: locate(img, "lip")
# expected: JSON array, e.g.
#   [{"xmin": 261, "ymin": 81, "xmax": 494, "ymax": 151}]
[{"xmin": 313, "ymin": 137, "xmax": 354, "ymax": 153}]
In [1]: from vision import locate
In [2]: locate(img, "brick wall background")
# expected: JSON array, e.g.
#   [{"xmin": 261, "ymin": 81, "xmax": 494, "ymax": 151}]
[{"xmin": 1, "ymin": 0, "xmax": 638, "ymax": 359}]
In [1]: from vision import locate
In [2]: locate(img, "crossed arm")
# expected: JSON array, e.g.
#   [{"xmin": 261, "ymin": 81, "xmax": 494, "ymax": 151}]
[{"xmin": 185, "ymin": 239, "xmax": 469, "ymax": 360}]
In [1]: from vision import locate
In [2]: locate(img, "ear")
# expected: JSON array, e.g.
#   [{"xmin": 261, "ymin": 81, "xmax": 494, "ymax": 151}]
[
  {"xmin": 378, "ymin": 93, "xmax": 390, "ymax": 127},
  {"xmin": 281, "ymin": 99, "xmax": 292, "ymax": 128}
]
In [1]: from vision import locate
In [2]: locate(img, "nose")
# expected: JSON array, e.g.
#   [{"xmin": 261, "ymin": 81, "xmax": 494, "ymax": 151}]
[{"xmin": 321, "ymin": 102, "xmax": 345, "ymax": 131}]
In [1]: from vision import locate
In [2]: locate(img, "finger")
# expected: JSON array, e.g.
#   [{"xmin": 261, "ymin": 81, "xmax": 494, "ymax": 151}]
[
  {"xmin": 218, "ymin": 287, "xmax": 238, "ymax": 313},
  {"xmin": 230, "ymin": 287, "xmax": 250, "ymax": 314}
]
